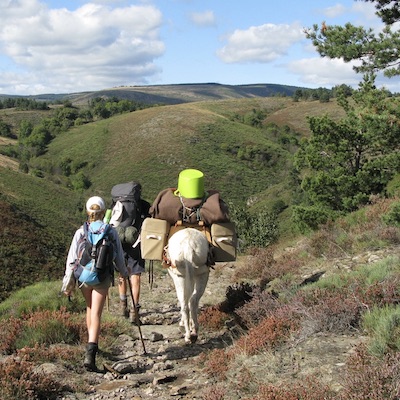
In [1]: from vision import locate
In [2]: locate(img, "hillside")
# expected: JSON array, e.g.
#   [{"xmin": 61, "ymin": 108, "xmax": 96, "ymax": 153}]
[
  {"xmin": 28, "ymin": 97, "xmax": 343, "ymax": 202},
  {"xmin": 0, "ymin": 83, "xmax": 305, "ymax": 106},
  {"xmin": 0, "ymin": 95, "xmax": 344, "ymax": 301},
  {"xmin": 1, "ymin": 89, "xmax": 400, "ymax": 399}
]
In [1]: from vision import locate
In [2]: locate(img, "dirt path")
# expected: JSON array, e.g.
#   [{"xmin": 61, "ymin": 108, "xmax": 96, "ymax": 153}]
[
  {"xmin": 45, "ymin": 250, "xmax": 376, "ymax": 399},
  {"xmin": 58, "ymin": 262, "xmax": 237, "ymax": 399}
]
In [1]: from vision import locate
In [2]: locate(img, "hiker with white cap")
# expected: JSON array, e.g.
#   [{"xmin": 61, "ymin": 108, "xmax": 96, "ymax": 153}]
[{"xmin": 64, "ymin": 195, "xmax": 128, "ymax": 372}]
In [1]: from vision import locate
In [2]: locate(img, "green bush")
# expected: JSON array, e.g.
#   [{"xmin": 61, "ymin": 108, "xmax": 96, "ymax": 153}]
[
  {"xmin": 292, "ymin": 204, "xmax": 338, "ymax": 233},
  {"xmin": 362, "ymin": 305, "xmax": 400, "ymax": 356},
  {"xmin": 70, "ymin": 171, "xmax": 91, "ymax": 191},
  {"xmin": 382, "ymin": 201, "xmax": 400, "ymax": 227},
  {"xmin": 386, "ymin": 173, "xmax": 400, "ymax": 197},
  {"xmin": 229, "ymin": 203, "xmax": 279, "ymax": 249}
]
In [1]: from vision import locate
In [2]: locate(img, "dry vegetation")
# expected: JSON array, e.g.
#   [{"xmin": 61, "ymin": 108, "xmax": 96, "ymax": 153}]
[
  {"xmin": 198, "ymin": 197, "xmax": 400, "ymax": 399},
  {"xmin": 0, "ymin": 198, "xmax": 400, "ymax": 399}
]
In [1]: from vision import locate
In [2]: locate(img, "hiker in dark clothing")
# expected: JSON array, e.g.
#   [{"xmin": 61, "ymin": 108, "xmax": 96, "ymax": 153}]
[
  {"xmin": 64, "ymin": 196, "xmax": 128, "ymax": 371},
  {"xmin": 117, "ymin": 197, "xmax": 151, "ymax": 322}
]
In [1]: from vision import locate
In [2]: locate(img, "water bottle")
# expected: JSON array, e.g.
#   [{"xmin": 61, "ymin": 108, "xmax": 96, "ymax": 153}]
[{"xmin": 103, "ymin": 209, "xmax": 112, "ymax": 223}]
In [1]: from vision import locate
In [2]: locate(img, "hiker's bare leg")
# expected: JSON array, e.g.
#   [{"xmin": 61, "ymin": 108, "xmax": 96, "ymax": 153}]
[
  {"xmin": 130, "ymin": 273, "xmax": 141, "ymax": 306},
  {"xmin": 118, "ymin": 274, "xmax": 129, "ymax": 316},
  {"xmin": 118, "ymin": 274, "xmax": 127, "ymax": 297},
  {"xmin": 81, "ymin": 286, "xmax": 108, "ymax": 343}
]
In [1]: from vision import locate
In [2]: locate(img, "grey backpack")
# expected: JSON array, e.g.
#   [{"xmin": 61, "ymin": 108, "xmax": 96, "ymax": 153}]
[{"xmin": 110, "ymin": 181, "xmax": 142, "ymax": 245}]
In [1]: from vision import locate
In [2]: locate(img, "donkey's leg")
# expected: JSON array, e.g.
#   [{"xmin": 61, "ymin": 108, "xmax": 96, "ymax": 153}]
[
  {"xmin": 168, "ymin": 269, "xmax": 191, "ymax": 343},
  {"xmin": 189, "ymin": 269, "xmax": 210, "ymax": 343}
]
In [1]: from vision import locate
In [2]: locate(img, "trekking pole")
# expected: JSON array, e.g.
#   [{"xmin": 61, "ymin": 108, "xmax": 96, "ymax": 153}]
[
  {"xmin": 148, "ymin": 260, "xmax": 154, "ymax": 290},
  {"xmin": 127, "ymin": 278, "xmax": 147, "ymax": 354}
]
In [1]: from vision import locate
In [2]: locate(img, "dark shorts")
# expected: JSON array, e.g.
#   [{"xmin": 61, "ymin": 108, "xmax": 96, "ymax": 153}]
[{"xmin": 126, "ymin": 256, "xmax": 145, "ymax": 275}]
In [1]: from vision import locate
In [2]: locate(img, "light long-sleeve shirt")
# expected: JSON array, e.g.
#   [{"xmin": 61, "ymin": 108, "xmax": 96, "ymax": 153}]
[{"xmin": 65, "ymin": 223, "xmax": 128, "ymax": 277}]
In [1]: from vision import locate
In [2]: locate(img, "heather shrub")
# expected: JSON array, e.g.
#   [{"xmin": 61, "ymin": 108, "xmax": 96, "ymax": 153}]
[
  {"xmin": 17, "ymin": 343, "xmax": 82, "ymax": 366},
  {"xmin": 354, "ymin": 275, "xmax": 400, "ymax": 308},
  {"xmin": 362, "ymin": 305, "xmax": 400, "ymax": 357},
  {"xmin": 376, "ymin": 225, "xmax": 400, "ymax": 244},
  {"xmin": 1, "ymin": 289, "xmax": 131, "ymax": 355},
  {"xmin": 306, "ymin": 223, "xmax": 353, "ymax": 258},
  {"xmin": 234, "ymin": 364, "xmax": 257, "ymax": 393},
  {"xmin": 339, "ymin": 344, "xmax": 400, "ymax": 399},
  {"xmin": 198, "ymin": 305, "xmax": 230, "ymax": 330},
  {"xmin": 202, "ymin": 348, "xmax": 233, "ymax": 380},
  {"xmin": 15, "ymin": 308, "xmax": 84, "ymax": 349},
  {"xmin": 0, "ymin": 315, "xmax": 23, "ymax": 354},
  {"xmin": 247, "ymin": 376, "xmax": 335, "ymax": 400},
  {"xmin": 307, "ymin": 256, "xmax": 400, "ymax": 309},
  {"xmin": 233, "ymin": 246, "xmax": 303, "ymax": 290},
  {"xmin": 0, "ymin": 357, "xmax": 65, "ymax": 400},
  {"xmin": 235, "ymin": 287, "xmax": 281, "ymax": 328},
  {"xmin": 352, "ymin": 204, "xmax": 400, "ymax": 249},
  {"xmin": 294, "ymin": 286, "xmax": 362, "ymax": 334},
  {"xmin": 201, "ymin": 383, "xmax": 227, "ymax": 400},
  {"xmin": 303, "ymin": 199, "xmax": 400, "ymax": 257},
  {"xmin": 233, "ymin": 247, "xmax": 275, "ymax": 282},
  {"xmin": 234, "ymin": 312, "xmax": 300, "ymax": 356},
  {"xmin": 346, "ymin": 197, "xmax": 393, "ymax": 230},
  {"xmin": 260, "ymin": 249, "xmax": 303, "ymax": 288}
]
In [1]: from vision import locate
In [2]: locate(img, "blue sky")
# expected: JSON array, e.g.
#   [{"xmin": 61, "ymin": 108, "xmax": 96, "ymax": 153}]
[{"xmin": 0, "ymin": 0, "xmax": 398, "ymax": 95}]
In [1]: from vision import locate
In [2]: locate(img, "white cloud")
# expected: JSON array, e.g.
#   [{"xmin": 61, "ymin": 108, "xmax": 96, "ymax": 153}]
[
  {"xmin": 217, "ymin": 23, "xmax": 304, "ymax": 64},
  {"xmin": 0, "ymin": 0, "xmax": 165, "ymax": 93},
  {"xmin": 287, "ymin": 57, "xmax": 361, "ymax": 87},
  {"xmin": 189, "ymin": 10, "xmax": 216, "ymax": 27},
  {"xmin": 351, "ymin": 1, "xmax": 378, "ymax": 21},
  {"xmin": 0, "ymin": 0, "xmax": 45, "ymax": 19},
  {"xmin": 323, "ymin": 3, "xmax": 346, "ymax": 18}
]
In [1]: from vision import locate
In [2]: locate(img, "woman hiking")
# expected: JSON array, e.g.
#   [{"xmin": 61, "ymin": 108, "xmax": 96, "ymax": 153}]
[{"xmin": 64, "ymin": 196, "xmax": 128, "ymax": 371}]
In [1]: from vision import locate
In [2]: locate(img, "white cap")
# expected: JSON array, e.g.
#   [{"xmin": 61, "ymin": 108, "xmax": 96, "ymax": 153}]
[{"xmin": 86, "ymin": 196, "xmax": 106, "ymax": 213}]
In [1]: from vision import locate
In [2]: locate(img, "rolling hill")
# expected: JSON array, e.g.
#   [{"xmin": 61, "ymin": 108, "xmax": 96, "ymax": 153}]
[
  {"xmin": 0, "ymin": 88, "xmax": 344, "ymax": 301},
  {"xmin": 0, "ymin": 82, "xmax": 305, "ymax": 106}
]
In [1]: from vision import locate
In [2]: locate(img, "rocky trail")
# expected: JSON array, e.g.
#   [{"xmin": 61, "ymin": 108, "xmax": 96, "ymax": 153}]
[
  {"xmin": 58, "ymin": 262, "xmax": 238, "ymax": 400},
  {"xmin": 40, "ymin": 244, "xmax": 399, "ymax": 399}
]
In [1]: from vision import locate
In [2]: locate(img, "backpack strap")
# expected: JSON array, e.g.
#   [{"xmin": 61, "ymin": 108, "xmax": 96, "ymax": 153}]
[
  {"xmin": 178, "ymin": 193, "xmax": 209, "ymax": 223},
  {"xmin": 84, "ymin": 221, "xmax": 111, "ymax": 258},
  {"xmin": 83, "ymin": 222, "xmax": 96, "ymax": 259}
]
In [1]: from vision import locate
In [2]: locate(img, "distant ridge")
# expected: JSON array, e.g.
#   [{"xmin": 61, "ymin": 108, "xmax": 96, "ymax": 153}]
[{"xmin": 0, "ymin": 83, "xmax": 306, "ymax": 106}]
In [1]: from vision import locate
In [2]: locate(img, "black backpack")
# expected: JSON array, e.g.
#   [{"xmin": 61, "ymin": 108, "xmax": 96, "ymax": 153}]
[{"xmin": 110, "ymin": 181, "xmax": 142, "ymax": 245}]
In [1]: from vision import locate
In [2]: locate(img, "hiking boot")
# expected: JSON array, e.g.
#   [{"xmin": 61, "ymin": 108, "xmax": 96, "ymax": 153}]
[
  {"xmin": 83, "ymin": 342, "xmax": 98, "ymax": 372},
  {"xmin": 120, "ymin": 299, "xmax": 129, "ymax": 318},
  {"xmin": 130, "ymin": 304, "xmax": 142, "ymax": 325}
]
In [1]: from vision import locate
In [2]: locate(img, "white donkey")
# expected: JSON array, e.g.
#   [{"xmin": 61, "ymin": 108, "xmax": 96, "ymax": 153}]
[{"xmin": 167, "ymin": 228, "xmax": 210, "ymax": 344}]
